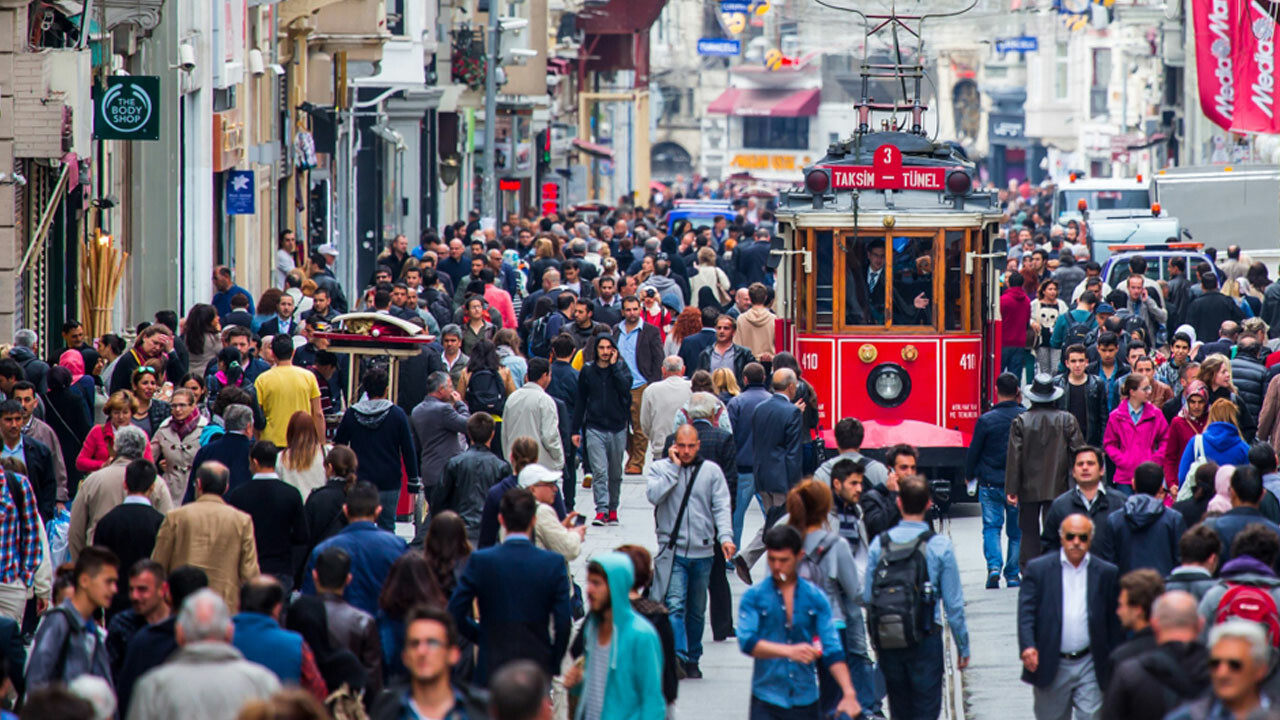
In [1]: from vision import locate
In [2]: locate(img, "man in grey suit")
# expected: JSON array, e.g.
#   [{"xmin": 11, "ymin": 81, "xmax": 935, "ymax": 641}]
[{"xmin": 410, "ymin": 371, "xmax": 471, "ymax": 536}]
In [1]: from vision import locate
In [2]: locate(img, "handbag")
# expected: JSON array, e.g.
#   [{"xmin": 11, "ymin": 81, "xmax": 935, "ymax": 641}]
[{"xmin": 648, "ymin": 461, "xmax": 704, "ymax": 602}]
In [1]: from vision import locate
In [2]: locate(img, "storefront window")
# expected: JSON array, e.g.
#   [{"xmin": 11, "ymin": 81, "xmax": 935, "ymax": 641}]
[{"xmin": 742, "ymin": 117, "xmax": 809, "ymax": 150}]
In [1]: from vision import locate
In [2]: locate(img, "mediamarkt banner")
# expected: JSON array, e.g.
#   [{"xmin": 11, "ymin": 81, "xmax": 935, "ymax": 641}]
[{"xmin": 1193, "ymin": 0, "xmax": 1280, "ymax": 134}]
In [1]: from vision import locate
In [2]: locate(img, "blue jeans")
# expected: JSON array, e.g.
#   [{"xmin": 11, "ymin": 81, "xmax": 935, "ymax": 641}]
[
  {"xmin": 879, "ymin": 630, "xmax": 944, "ymax": 720},
  {"xmin": 664, "ymin": 555, "xmax": 713, "ymax": 663},
  {"xmin": 733, "ymin": 471, "xmax": 756, "ymax": 547},
  {"xmin": 377, "ymin": 489, "xmax": 400, "ymax": 532},
  {"xmin": 980, "ymin": 485, "xmax": 1021, "ymax": 579}
]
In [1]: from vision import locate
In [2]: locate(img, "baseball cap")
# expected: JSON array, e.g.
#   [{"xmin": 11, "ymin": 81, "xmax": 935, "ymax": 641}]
[
  {"xmin": 1096, "ymin": 303, "xmax": 1116, "ymax": 314},
  {"xmin": 316, "ymin": 243, "xmax": 339, "ymax": 257},
  {"xmin": 518, "ymin": 464, "xmax": 561, "ymax": 489}
]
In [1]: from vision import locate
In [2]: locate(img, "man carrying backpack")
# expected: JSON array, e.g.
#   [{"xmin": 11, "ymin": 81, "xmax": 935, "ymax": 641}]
[
  {"xmin": 1196, "ymin": 524, "xmax": 1280, "ymax": 634},
  {"xmin": 863, "ymin": 474, "xmax": 969, "ymax": 720},
  {"xmin": 1050, "ymin": 291, "xmax": 1100, "ymax": 363}
]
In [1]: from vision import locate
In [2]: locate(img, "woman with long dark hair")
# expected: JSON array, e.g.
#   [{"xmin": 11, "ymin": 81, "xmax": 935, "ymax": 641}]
[
  {"xmin": 457, "ymin": 340, "xmax": 517, "ymax": 445},
  {"xmin": 205, "ymin": 346, "xmax": 255, "ymax": 413},
  {"xmin": 181, "ymin": 303, "xmax": 223, "ymax": 377},
  {"xmin": 376, "ymin": 554, "xmax": 447, "ymax": 686},
  {"xmin": 422, "ymin": 510, "xmax": 472, "ymax": 598},
  {"xmin": 130, "ymin": 365, "xmax": 171, "ymax": 438},
  {"xmin": 304, "ymin": 445, "xmax": 358, "ymax": 548}
]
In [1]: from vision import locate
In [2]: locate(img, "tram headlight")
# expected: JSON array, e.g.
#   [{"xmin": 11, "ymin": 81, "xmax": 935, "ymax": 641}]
[
  {"xmin": 867, "ymin": 363, "xmax": 911, "ymax": 408},
  {"xmin": 804, "ymin": 168, "xmax": 831, "ymax": 194}
]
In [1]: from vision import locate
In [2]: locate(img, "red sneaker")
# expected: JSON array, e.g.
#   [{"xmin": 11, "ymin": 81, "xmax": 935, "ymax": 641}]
[
  {"xmin": 607, "ymin": 511, "xmax": 619, "ymax": 526},
  {"xmin": 592, "ymin": 513, "xmax": 607, "ymax": 526}
]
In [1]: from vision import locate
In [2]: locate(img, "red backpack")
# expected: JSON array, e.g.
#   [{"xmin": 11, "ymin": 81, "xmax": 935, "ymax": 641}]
[{"xmin": 1215, "ymin": 583, "xmax": 1280, "ymax": 647}]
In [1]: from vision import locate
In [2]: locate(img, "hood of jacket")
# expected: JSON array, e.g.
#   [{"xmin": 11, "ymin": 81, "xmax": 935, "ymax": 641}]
[
  {"xmin": 740, "ymin": 306, "xmax": 774, "ymax": 329},
  {"xmin": 351, "ymin": 398, "xmax": 394, "ymax": 428},
  {"xmin": 1138, "ymin": 641, "xmax": 1210, "ymax": 695},
  {"xmin": 1122, "ymin": 492, "xmax": 1168, "ymax": 530},
  {"xmin": 594, "ymin": 552, "xmax": 637, "ymax": 629},
  {"xmin": 1202, "ymin": 422, "xmax": 1247, "ymax": 454},
  {"xmin": 9, "ymin": 346, "xmax": 35, "ymax": 363},
  {"xmin": 647, "ymin": 274, "xmax": 677, "ymax": 295},
  {"xmin": 1220, "ymin": 555, "xmax": 1280, "ymax": 582}
]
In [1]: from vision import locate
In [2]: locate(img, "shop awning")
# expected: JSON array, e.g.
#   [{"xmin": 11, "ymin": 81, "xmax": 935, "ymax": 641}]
[
  {"xmin": 706, "ymin": 88, "xmax": 820, "ymax": 117},
  {"xmin": 571, "ymin": 138, "xmax": 615, "ymax": 159}
]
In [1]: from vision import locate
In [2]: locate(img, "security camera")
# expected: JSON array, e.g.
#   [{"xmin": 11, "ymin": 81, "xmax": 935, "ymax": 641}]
[
  {"xmin": 177, "ymin": 41, "xmax": 196, "ymax": 72},
  {"xmin": 268, "ymin": 63, "xmax": 285, "ymax": 76},
  {"xmin": 248, "ymin": 49, "xmax": 265, "ymax": 76}
]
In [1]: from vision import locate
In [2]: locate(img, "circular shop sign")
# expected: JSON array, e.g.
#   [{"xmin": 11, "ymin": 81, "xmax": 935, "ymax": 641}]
[{"xmin": 101, "ymin": 83, "xmax": 154, "ymax": 135}]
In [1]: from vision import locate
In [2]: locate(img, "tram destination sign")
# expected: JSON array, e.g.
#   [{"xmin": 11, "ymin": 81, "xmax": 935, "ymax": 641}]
[{"xmin": 820, "ymin": 144, "xmax": 957, "ymax": 191}]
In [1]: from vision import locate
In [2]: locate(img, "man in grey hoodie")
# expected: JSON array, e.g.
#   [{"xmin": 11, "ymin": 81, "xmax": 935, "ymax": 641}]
[{"xmin": 645, "ymin": 424, "xmax": 734, "ymax": 679}]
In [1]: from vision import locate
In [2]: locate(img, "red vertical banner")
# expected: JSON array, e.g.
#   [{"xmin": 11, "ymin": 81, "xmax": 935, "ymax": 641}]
[
  {"xmin": 1231, "ymin": 1, "xmax": 1280, "ymax": 134},
  {"xmin": 1192, "ymin": 0, "xmax": 1238, "ymax": 131}
]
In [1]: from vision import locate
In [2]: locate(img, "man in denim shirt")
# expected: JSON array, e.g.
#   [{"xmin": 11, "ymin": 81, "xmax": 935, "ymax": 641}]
[
  {"xmin": 863, "ymin": 475, "xmax": 970, "ymax": 720},
  {"xmin": 738, "ymin": 524, "xmax": 861, "ymax": 720}
]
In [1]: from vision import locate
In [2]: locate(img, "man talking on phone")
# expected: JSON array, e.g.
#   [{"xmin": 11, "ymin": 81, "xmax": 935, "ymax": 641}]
[
  {"xmin": 572, "ymin": 334, "xmax": 635, "ymax": 527},
  {"xmin": 646, "ymin": 424, "xmax": 735, "ymax": 679}
]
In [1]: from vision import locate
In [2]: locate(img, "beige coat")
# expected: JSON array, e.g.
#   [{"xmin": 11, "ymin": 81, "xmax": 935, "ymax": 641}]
[
  {"xmin": 501, "ymin": 383, "xmax": 564, "ymax": 471},
  {"xmin": 68, "ymin": 457, "xmax": 174, "ymax": 558},
  {"xmin": 150, "ymin": 415, "xmax": 209, "ymax": 506},
  {"xmin": 152, "ymin": 494, "xmax": 259, "ymax": 612},
  {"xmin": 735, "ymin": 306, "xmax": 777, "ymax": 360}
]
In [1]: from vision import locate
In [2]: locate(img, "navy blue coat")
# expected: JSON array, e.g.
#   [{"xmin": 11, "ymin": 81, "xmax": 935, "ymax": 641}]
[
  {"xmin": 677, "ymin": 329, "xmax": 716, "ymax": 379},
  {"xmin": 1208, "ymin": 507, "xmax": 1280, "ymax": 567},
  {"xmin": 184, "ymin": 432, "xmax": 253, "ymax": 503},
  {"xmin": 964, "ymin": 400, "xmax": 1024, "ymax": 487},
  {"xmin": 751, "ymin": 393, "xmax": 803, "ymax": 494},
  {"xmin": 447, "ymin": 536, "xmax": 571, "ymax": 686},
  {"xmin": 1095, "ymin": 496, "xmax": 1187, "ymax": 576},
  {"xmin": 1018, "ymin": 552, "xmax": 1122, "ymax": 689},
  {"xmin": 734, "ymin": 239, "xmax": 772, "ymax": 287}
]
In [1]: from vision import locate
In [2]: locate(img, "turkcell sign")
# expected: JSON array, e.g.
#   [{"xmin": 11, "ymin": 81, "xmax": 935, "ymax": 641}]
[
  {"xmin": 820, "ymin": 165, "xmax": 949, "ymax": 191},
  {"xmin": 994, "ymin": 36, "xmax": 1038, "ymax": 53},
  {"xmin": 698, "ymin": 39, "xmax": 741, "ymax": 56}
]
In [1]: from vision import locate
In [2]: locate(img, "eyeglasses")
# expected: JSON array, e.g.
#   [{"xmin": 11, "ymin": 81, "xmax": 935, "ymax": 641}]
[
  {"xmin": 1209, "ymin": 657, "xmax": 1245, "ymax": 672},
  {"xmin": 1062, "ymin": 532, "xmax": 1090, "ymax": 543}
]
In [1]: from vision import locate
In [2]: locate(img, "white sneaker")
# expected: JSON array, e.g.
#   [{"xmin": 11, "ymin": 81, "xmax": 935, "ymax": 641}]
[{"xmin": 966, "ymin": 479, "xmax": 978, "ymax": 497}]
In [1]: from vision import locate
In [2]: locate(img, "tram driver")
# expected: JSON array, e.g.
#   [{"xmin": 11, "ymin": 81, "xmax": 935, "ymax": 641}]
[{"xmin": 846, "ymin": 238, "xmax": 931, "ymax": 326}]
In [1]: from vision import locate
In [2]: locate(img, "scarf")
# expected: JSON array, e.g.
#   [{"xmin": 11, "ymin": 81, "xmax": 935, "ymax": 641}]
[
  {"xmin": 172, "ymin": 411, "xmax": 201, "ymax": 439},
  {"xmin": 59, "ymin": 350, "xmax": 86, "ymax": 384},
  {"xmin": 215, "ymin": 369, "xmax": 243, "ymax": 387},
  {"xmin": 1179, "ymin": 380, "xmax": 1209, "ymax": 423}
]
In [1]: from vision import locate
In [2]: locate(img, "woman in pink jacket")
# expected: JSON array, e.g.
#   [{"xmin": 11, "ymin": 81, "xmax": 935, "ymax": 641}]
[{"xmin": 1103, "ymin": 373, "xmax": 1170, "ymax": 495}]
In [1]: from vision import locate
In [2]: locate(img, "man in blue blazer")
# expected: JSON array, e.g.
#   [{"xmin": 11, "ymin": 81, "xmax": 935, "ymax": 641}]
[
  {"xmin": 184, "ymin": 404, "xmax": 254, "ymax": 503},
  {"xmin": 447, "ymin": 487, "xmax": 572, "ymax": 687},
  {"xmin": 1018, "ymin": 513, "xmax": 1123, "ymax": 718},
  {"xmin": 750, "ymin": 368, "xmax": 803, "ymax": 523}
]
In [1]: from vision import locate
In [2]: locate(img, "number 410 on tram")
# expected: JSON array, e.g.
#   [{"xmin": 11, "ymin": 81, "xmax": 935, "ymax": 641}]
[{"xmin": 772, "ymin": 134, "xmax": 1007, "ymax": 503}]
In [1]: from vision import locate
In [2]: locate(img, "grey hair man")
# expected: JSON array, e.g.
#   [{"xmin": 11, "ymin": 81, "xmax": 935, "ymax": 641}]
[
  {"xmin": 68, "ymin": 425, "xmax": 173, "ymax": 557},
  {"xmin": 640, "ymin": 356, "xmax": 692, "ymax": 462},
  {"xmin": 1161, "ymin": 621, "xmax": 1269, "ymax": 720},
  {"xmin": 127, "ymin": 589, "xmax": 280, "ymax": 720},
  {"xmin": 439, "ymin": 324, "xmax": 469, "ymax": 384},
  {"xmin": 10, "ymin": 328, "xmax": 49, "ymax": 393}
]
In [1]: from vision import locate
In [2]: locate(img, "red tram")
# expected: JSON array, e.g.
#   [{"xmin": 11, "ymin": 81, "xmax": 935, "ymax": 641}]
[{"xmin": 771, "ymin": 11, "xmax": 1005, "ymax": 498}]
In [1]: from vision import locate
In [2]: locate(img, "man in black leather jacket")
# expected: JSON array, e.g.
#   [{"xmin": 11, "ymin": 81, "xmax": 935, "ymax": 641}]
[
  {"xmin": 1055, "ymin": 344, "xmax": 1109, "ymax": 447},
  {"xmin": 432, "ymin": 413, "xmax": 512, "ymax": 542}
]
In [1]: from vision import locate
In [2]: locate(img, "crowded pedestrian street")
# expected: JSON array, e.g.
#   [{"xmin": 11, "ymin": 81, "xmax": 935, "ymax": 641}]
[{"xmin": 4, "ymin": 0, "xmax": 1280, "ymax": 718}]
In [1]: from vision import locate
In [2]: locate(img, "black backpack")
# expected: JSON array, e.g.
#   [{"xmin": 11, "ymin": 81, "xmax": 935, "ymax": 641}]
[
  {"xmin": 1062, "ymin": 310, "xmax": 1096, "ymax": 349},
  {"xmin": 466, "ymin": 369, "xmax": 507, "ymax": 416},
  {"xmin": 867, "ymin": 530, "xmax": 936, "ymax": 651},
  {"xmin": 528, "ymin": 315, "xmax": 552, "ymax": 360}
]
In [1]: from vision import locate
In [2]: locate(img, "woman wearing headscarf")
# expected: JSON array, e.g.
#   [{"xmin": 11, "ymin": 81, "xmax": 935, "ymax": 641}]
[
  {"xmin": 58, "ymin": 350, "xmax": 96, "ymax": 420},
  {"xmin": 1164, "ymin": 380, "xmax": 1209, "ymax": 496},
  {"xmin": 1206, "ymin": 463, "xmax": 1236, "ymax": 516}
]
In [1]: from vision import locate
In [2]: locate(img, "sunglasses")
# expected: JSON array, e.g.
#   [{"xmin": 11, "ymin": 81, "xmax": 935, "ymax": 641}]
[
  {"xmin": 1063, "ymin": 532, "xmax": 1090, "ymax": 543},
  {"xmin": 1209, "ymin": 657, "xmax": 1245, "ymax": 672},
  {"xmin": 135, "ymin": 367, "xmax": 157, "ymax": 376}
]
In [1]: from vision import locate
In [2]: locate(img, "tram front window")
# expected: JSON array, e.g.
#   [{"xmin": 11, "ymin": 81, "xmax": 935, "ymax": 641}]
[{"xmin": 844, "ymin": 236, "xmax": 933, "ymax": 326}]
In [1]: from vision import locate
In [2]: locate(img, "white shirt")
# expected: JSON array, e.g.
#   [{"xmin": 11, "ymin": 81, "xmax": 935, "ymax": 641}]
[{"xmin": 1059, "ymin": 549, "xmax": 1091, "ymax": 654}]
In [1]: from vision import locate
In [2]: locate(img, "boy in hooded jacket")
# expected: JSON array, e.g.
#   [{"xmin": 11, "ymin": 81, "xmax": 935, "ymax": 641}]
[{"xmin": 565, "ymin": 553, "xmax": 665, "ymax": 720}]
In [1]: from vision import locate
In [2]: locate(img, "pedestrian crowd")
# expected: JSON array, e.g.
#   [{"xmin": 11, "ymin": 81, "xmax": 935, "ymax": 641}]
[
  {"xmin": 971, "ymin": 226, "xmax": 1280, "ymax": 720},
  {"xmin": 0, "ymin": 200, "xmax": 960, "ymax": 720}
]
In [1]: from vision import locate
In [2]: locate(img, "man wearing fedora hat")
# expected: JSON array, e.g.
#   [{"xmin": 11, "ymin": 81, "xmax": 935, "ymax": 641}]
[{"xmin": 1007, "ymin": 373, "xmax": 1085, "ymax": 570}]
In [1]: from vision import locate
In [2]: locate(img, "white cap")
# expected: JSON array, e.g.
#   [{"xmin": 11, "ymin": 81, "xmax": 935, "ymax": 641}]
[
  {"xmin": 518, "ymin": 464, "xmax": 560, "ymax": 488},
  {"xmin": 317, "ymin": 243, "xmax": 339, "ymax": 257}
]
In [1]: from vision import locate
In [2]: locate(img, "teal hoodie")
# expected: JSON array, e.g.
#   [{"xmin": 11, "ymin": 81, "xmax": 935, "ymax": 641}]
[{"xmin": 575, "ymin": 553, "xmax": 666, "ymax": 720}]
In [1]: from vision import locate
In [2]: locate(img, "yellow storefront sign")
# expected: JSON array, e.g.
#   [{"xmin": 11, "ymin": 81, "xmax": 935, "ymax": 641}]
[{"xmin": 729, "ymin": 154, "xmax": 811, "ymax": 171}]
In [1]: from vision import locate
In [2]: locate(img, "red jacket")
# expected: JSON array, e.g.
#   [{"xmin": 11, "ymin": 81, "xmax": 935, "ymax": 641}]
[
  {"xmin": 1164, "ymin": 414, "xmax": 1207, "ymax": 496},
  {"xmin": 1000, "ymin": 286, "xmax": 1031, "ymax": 349},
  {"xmin": 75, "ymin": 423, "xmax": 153, "ymax": 473}
]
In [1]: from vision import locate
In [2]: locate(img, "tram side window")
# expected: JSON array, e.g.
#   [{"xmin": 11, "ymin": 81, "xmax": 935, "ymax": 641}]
[
  {"xmin": 815, "ymin": 231, "xmax": 834, "ymax": 329},
  {"xmin": 844, "ymin": 236, "xmax": 887, "ymax": 326},
  {"xmin": 944, "ymin": 230, "xmax": 964, "ymax": 331},
  {"xmin": 891, "ymin": 236, "xmax": 935, "ymax": 327}
]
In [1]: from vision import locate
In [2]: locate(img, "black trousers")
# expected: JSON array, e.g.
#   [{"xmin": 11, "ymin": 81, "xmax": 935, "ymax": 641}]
[
  {"xmin": 1018, "ymin": 500, "xmax": 1053, "ymax": 570},
  {"xmin": 710, "ymin": 547, "xmax": 734, "ymax": 640}
]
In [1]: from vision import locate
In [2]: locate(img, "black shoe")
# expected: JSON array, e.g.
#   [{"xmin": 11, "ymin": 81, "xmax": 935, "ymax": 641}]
[
  {"xmin": 683, "ymin": 661, "xmax": 703, "ymax": 679},
  {"xmin": 733, "ymin": 555, "xmax": 754, "ymax": 585},
  {"xmin": 986, "ymin": 571, "xmax": 1001, "ymax": 589}
]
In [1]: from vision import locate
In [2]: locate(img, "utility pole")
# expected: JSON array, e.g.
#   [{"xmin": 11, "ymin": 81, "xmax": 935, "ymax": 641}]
[{"xmin": 482, "ymin": 5, "xmax": 501, "ymax": 222}]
